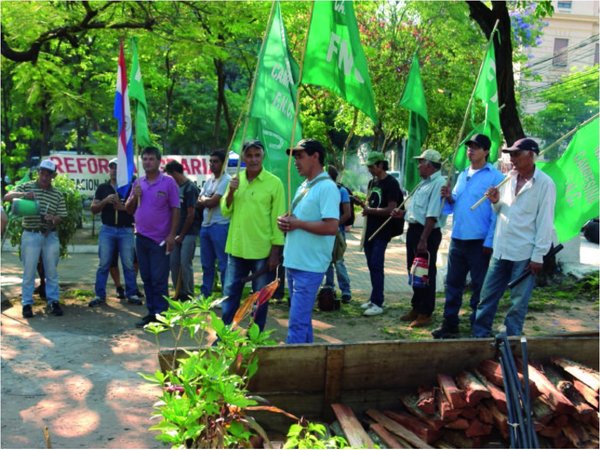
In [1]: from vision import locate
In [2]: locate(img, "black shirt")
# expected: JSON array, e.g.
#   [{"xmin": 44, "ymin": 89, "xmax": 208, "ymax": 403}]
[
  {"xmin": 94, "ymin": 182, "xmax": 134, "ymax": 227},
  {"xmin": 365, "ymin": 175, "xmax": 403, "ymax": 241},
  {"xmin": 177, "ymin": 180, "xmax": 201, "ymax": 236}
]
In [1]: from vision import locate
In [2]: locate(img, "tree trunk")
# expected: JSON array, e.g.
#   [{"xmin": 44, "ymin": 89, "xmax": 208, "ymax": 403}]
[
  {"xmin": 40, "ymin": 91, "xmax": 51, "ymax": 157},
  {"xmin": 466, "ymin": 0, "xmax": 524, "ymax": 146}
]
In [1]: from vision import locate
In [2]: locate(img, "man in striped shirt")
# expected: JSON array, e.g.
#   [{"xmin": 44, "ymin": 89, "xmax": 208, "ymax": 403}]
[{"xmin": 5, "ymin": 160, "xmax": 68, "ymax": 318}]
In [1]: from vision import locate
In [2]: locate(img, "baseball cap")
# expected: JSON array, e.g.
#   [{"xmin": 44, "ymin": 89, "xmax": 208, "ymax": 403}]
[
  {"xmin": 502, "ymin": 138, "xmax": 540, "ymax": 154},
  {"xmin": 108, "ymin": 158, "xmax": 118, "ymax": 167},
  {"xmin": 413, "ymin": 149, "xmax": 442, "ymax": 164},
  {"xmin": 242, "ymin": 140, "xmax": 264, "ymax": 153},
  {"xmin": 365, "ymin": 151, "xmax": 387, "ymax": 166},
  {"xmin": 38, "ymin": 160, "xmax": 56, "ymax": 173},
  {"xmin": 466, "ymin": 134, "xmax": 491, "ymax": 151},
  {"xmin": 286, "ymin": 138, "xmax": 325, "ymax": 156}
]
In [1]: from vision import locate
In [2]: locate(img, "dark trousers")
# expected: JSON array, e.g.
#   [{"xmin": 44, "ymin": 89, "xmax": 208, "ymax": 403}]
[
  {"xmin": 364, "ymin": 238, "xmax": 389, "ymax": 307},
  {"xmin": 443, "ymin": 238, "xmax": 491, "ymax": 328},
  {"xmin": 406, "ymin": 223, "xmax": 442, "ymax": 316},
  {"xmin": 136, "ymin": 234, "xmax": 170, "ymax": 316}
]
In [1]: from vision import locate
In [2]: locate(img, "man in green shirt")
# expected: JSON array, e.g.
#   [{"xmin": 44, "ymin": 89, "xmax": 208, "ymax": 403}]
[{"xmin": 220, "ymin": 140, "xmax": 286, "ymax": 330}]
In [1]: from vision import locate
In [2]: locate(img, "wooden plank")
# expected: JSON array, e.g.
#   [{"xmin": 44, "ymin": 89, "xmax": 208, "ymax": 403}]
[
  {"xmin": 417, "ymin": 386, "xmax": 435, "ymax": 414},
  {"xmin": 323, "ymin": 346, "xmax": 345, "ymax": 418},
  {"xmin": 384, "ymin": 410, "xmax": 441, "ymax": 444},
  {"xmin": 436, "ymin": 388, "xmax": 462, "ymax": 421},
  {"xmin": 573, "ymin": 379, "xmax": 599, "ymax": 408},
  {"xmin": 437, "ymin": 373, "xmax": 467, "ymax": 409},
  {"xmin": 400, "ymin": 392, "xmax": 444, "ymax": 431},
  {"xmin": 370, "ymin": 423, "xmax": 407, "ymax": 449},
  {"xmin": 455, "ymin": 370, "xmax": 491, "ymax": 406},
  {"xmin": 473, "ymin": 369, "xmax": 507, "ymax": 413},
  {"xmin": 552, "ymin": 357, "xmax": 600, "ymax": 392},
  {"xmin": 521, "ymin": 361, "xmax": 577, "ymax": 415},
  {"xmin": 365, "ymin": 409, "xmax": 430, "ymax": 449},
  {"xmin": 330, "ymin": 403, "xmax": 374, "ymax": 449}
]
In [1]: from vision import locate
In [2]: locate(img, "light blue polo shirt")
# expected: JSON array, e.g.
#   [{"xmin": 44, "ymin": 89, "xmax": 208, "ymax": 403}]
[{"xmin": 284, "ymin": 173, "xmax": 340, "ymax": 273}]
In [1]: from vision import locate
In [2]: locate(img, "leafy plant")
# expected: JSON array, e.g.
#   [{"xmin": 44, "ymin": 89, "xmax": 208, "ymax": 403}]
[
  {"xmin": 284, "ymin": 420, "xmax": 349, "ymax": 449},
  {"xmin": 4, "ymin": 173, "xmax": 82, "ymax": 258},
  {"xmin": 142, "ymin": 297, "xmax": 296, "ymax": 448}
]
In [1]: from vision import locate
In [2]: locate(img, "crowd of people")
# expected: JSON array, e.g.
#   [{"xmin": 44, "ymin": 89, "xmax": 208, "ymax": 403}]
[{"xmin": 5, "ymin": 133, "xmax": 555, "ymax": 343}]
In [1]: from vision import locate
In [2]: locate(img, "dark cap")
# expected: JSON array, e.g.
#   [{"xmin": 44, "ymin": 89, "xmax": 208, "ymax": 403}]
[
  {"xmin": 242, "ymin": 140, "xmax": 264, "ymax": 153},
  {"xmin": 502, "ymin": 138, "xmax": 540, "ymax": 154},
  {"xmin": 286, "ymin": 138, "xmax": 325, "ymax": 156},
  {"xmin": 466, "ymin": 134, "xmax": 491, "ymax": 151}
]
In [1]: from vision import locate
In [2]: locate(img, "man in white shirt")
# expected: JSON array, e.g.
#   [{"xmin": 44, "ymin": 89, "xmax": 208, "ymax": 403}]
[{"xmin": 472, "ymin": 138, "xmax": 556, "ymax": 337}]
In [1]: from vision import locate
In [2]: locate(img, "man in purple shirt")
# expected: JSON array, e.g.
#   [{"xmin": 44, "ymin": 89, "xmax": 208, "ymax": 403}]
[{"xmin": 126, "ymin": 147, "xmax": 180, "ymax": 327}]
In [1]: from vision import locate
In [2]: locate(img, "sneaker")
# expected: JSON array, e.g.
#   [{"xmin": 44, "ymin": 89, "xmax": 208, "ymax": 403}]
[
  {"xmin": 409, "ymin": 314, "xmax": 432, "ymax": 328},
  {"xmin": 127, "ymin": 295, "xmax": 143, "ymax": 305},
  {"xmin": 364, "ymin": 304, "xmax": 384, "ymax": 316},
  {"xmin": 22, "ymin": 304, "xmax": 33, "ymax": 318},
  {"xmin": 341, "ymin": 294, "xmax": 352, "ymax": 304},
  {"xmin": 432, "ymin": 323, "xmax": 460, "ymax": 339},
  {"xmin": 88, "ymin": 297, "xmax": 106, "ymax": 307},
  {"xmin": 360, "ymin": 301, "xmax": 374, "ymax": 310},
  {"xmin": 116, "ymin": 286, "xmax": 126, "ymax": 299},
  {"xmin": 135, "ymin": 314, "xmax": 157, "ymax": 328},
  {"xmin": 49, "ymin": 302, "xmax": 63, "ymax": 316},
  {"xmin": 400, "ymin": 309, "xmax": 418, "ymax": 322}
]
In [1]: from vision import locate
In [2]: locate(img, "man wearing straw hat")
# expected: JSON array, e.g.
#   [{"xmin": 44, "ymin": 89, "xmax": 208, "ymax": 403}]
[
  {"xmin": 432, "ymin": 134, "xmax": 504, "ymax": 339},
  {"xmin": 392, "ymin": 149, "xmax": 446, "ymax": 327},
  {"xmin": 220, "ymin": 140, "xmax": 285, "ymax": 331},
  {"xmin": 278, "ymin": 139, "xmax": 340, "ymax": 343},
  {"xmin": 359, "ymin": 151, "xmax": 403, "ymax": 317},
  {"xmin": 5, "ymin": 160, "xmax": 67, "ymax": 318},
  {"xmin": 89, "ymin": 158, "xmax": 141, "ymax": 307},
  {"xmin": 472, "ymin": 138, "xmax": 556, "ymax": 337}
]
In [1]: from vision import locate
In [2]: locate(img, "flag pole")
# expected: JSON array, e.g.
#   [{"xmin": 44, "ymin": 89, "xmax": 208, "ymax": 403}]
[
  {"xmin": 441, "ymin": 20, "xmax": 500, "ymax": 213},
  {"xmin": 286, "ymin": 1, "xmax": 315, "ymax": 212},
  {"xmin": 229, "ymin": 0, "xmax": 277, "ymax": 175},
  {"xmin": 470, "ymin": 112, "xmax": 600, "ymax": 211}
]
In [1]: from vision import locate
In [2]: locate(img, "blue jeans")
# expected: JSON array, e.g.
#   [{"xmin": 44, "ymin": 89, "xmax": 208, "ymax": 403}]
[
  {"xmin": 95, "ymin": 225, "xmax": 137, "ymax": 299},
  {"xmin": 200, "ymin": 223, "xmax": 229, "ymax": 298},
  {"xmin": 324, "ymin": 259, "xmax": 351, "ymax": 298},
  {"xmin": 443, "ymin": 238, "xmax": 491, "ymax": 328},
  {"xmin": 287, "ymin": 268, "xmax": 325, "ymax": 344},
  {"xmin": 221, "ymin": 255, "xmax": 274, "ymax": 331},
  {"xmin": 472, "ymin": 258, "xmax": 535, "ymax": 337},
  {"xmin": 363, "ymin": 239, "xmax": 389, "ymax": 306},
  {"xmin": 136, "ymin": 234, "xmax": 170, "ymax": 316},
  {"xmin": 170, "ymin": 234, "xmax": 197, "ymax": 300},
  {"xmin": 21, "ymin": 231, "xmax": 60, "ymax": 305},
  {"xmin": 406, "ymin": 224, "xmax": 442, "ymax": 316}
]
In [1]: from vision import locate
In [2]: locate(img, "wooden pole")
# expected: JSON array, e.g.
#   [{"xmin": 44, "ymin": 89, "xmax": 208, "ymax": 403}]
[
  {"xmin": 442, "ymin": 20, "xmax": 500, "ymax": 210},
  {"xmin": 470, "ymin": 112, "xmax": 600, "ymax": 211},
  {"xmin": 286, "ymin": 1, "xmax": 315, "ymax": 212}
]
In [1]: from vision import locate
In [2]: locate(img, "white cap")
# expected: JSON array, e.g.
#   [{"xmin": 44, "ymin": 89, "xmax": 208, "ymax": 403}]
[
  {"xmin": 39, "ymin": 160, "xmax": 56, "ymax": 173},
  {"xmin": 108, "ymin": 158, "xmax": 118, "ymax": 166}
]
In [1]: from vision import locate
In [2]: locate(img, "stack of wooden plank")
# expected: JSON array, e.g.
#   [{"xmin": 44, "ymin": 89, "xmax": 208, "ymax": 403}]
[{"xmin": 330, "ymin": 357, "xmax": 599, "ymax": 449}]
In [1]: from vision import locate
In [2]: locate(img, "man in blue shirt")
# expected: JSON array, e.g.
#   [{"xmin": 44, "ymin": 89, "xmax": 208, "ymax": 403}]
[
  {"xmin": 432, "ymin": 134, "xmax": 504, "ymax": 339},
  {"xmin": 278, "ymin": 139, "xmax": 340, "ymax": 344}
]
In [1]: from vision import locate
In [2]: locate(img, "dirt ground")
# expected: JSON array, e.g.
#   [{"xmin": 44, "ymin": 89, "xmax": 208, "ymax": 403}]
[{"xmin": 1, "ymin": 237, "xmax": 599, "ymax": 448}]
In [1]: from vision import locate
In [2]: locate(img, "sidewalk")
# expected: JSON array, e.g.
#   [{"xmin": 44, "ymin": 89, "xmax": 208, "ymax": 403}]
[{"xmin": 1, "ymin": 228, "xmax": 598, "ymax": 299}]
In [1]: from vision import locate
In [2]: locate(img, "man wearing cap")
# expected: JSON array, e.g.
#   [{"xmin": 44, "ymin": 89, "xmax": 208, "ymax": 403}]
[
  {"xmin": 278, "ymin": 139, "xmax": 340, "ymax": 343},
  {"xmin": 126, "ymin": 146, "xmax": 180, "ymax": 328},
  {"xmin": 220, "ymin": 140, "xmax": 285, "ymax": 331},
  {"xmin": 472, "ymin": 138, "xmax": 555, "ymax": 337},
  {"xmin": 5, "ymin": 160, "xmax": 67, "ymax": 318},
  {"xmin": 432, "ymin": 134, "xmax": 504, "ymax": 339},
  {"xmin": 165, "ymin": 160, "xmax": 201, "ymax": 301},
  {"xmin": 360, "ymin": 151, "xmax": 403, "ymax": 317},
  {"xmin": 393, "ymin": 149, "xmax": 446, "ymax": 327},
  {"xmin": 89, "ymin": 158, "xmax": 141, "ymax": 307}
]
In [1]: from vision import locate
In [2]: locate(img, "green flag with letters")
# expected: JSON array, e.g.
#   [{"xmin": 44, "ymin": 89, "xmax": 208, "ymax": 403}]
[
  {"xmin": 399, "ymin": 53, "xmax": 428, "ymax": 192},
  {"xmin": 455, "ymin": 38, "xmax": 502, "ymax": 170},
  {"xmin": 231, "ymin": 1, "xmax": 301, "ymax": 197},
  {"xmin": 128, "ymin": 37, "xmax": 153, "ymax": 148},
  {"xmin": 539, "ymin": 117, "xmax": 599, "ymax": 243},
  {"xmin": 302, "ymin": 0, "xmax": 377, "ymax": 122}
]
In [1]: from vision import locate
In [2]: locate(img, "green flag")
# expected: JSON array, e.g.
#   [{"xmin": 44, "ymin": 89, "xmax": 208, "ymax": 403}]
[
  {"xmin": 302, "ymin": 0, "xmax": 377, "ymax": 122},
  {"xmin": 455, "ymin": 38, "xmax": 502, "ymax": 170},
  {"xmin": 231, "ymin": 1, "xmax": 302, "ymax": 197},
  {"xmin": 539, "ymin": 117, "xmax": 599, "ymax": 243},
  {"xmin": 128, "ymin": 37, "xmax": 153, "ymax": 148},
  {"xmin": 399, "ymin": 53, "xmax": 428, "ymax": 192}
]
